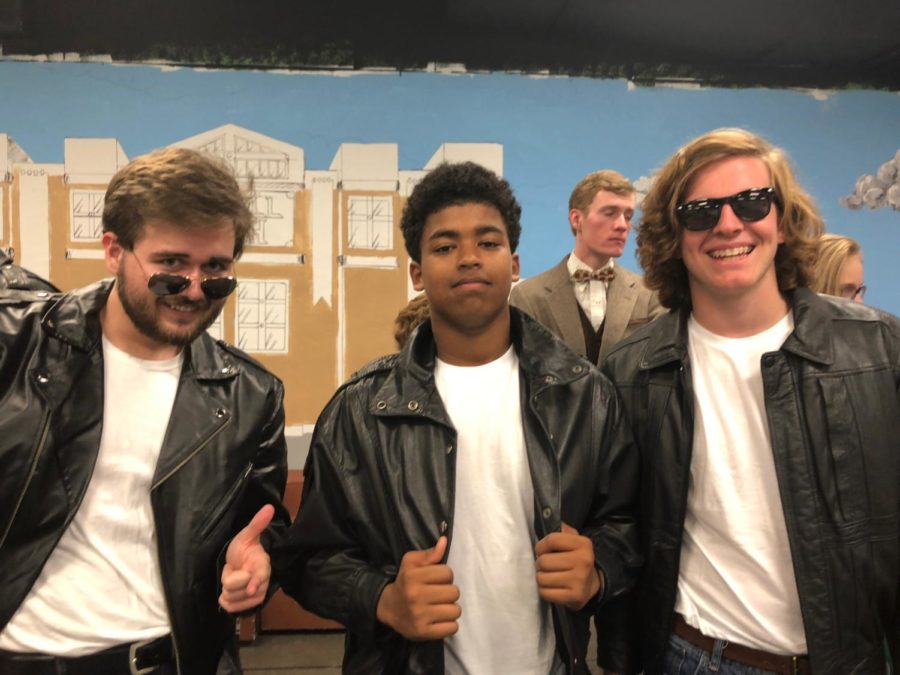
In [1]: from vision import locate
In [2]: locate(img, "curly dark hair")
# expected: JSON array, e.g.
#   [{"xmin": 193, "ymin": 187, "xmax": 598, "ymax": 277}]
[
  {"xmin": 639, "ymin": 128, "xmax": 824, "ymax": 310},
  {"xmin": 400, "ymin": 162, "xmax": 521, "ymax": 263}
]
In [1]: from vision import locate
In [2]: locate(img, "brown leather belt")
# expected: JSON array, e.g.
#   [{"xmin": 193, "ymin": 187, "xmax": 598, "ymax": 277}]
[{"xmin": 673, "ymin": 614, "xmax": 811, "ymax": 675}]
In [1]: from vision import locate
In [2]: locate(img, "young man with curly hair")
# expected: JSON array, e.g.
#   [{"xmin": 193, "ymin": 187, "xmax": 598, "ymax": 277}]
[
  {"xmin": 275, "ymin": 162, "xmax": 640, "ymax": 674},
  {"xmin": 599, "ymin": 128, "xmax": 899, "ymax": 674}
]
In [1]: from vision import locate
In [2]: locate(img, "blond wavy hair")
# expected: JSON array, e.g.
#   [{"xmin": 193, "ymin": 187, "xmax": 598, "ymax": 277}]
[
  {"xmin": 102, "ymin": 147, "xmax": 254, "ymax": 258},
  {"xmin": 638, "ymin": 128, "xmax": 824, "ymax": 310},
  {"xmin": 810, "ymin": 234, "xmax": 862, "ymax": 297}
]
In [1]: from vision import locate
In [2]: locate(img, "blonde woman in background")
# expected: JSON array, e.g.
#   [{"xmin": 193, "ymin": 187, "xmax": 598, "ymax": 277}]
[{"xmin": 812, "ymin": 233, "xmax": 866, "ymax": 302}]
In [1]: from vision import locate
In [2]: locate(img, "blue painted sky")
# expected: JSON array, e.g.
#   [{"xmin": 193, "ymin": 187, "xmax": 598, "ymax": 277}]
[{"xmin": 2, "ymin": 61, "xmax": 897, "ymax": 313}]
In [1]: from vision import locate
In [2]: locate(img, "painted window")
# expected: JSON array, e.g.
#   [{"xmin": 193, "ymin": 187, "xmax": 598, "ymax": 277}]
[
  {"xmin": 70, "ymin": 190, "xmax": 105, "ymax": 240},
  {"xmin": 347, "ymin": 195, "xmax": 393, "ymax": 250},
  {"xmin": 236, "ymin": 279, "xmax": 289, "ymax": 353},
  {"xmin": 250, "ymin": 191, "xmax": 294, "ymax": 247}
]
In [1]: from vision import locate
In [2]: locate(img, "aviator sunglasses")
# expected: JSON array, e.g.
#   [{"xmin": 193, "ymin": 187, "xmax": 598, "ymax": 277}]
[
  {"xmin": 132, "ymin": 253, "xmax": 237, "ymax": 300},
  {"xmin": 676, "ymin": 187, "xmax": 780, "ymax": 231}
]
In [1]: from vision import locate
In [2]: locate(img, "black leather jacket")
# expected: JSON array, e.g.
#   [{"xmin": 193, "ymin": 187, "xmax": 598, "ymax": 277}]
[
  {"xmin": 599, "ymin": 288, "xmax": 900, "ymax": 674},
  {"xmin": 274, "ymin": 308, "xmax": 641, "ymax": 674},
  {"xmin": 0, "ymin": 249, "xmax": 59, "ymax": 293},
  {"xmin": 0, "ymin": 280, "xmax": 289, "ymax": 675}
]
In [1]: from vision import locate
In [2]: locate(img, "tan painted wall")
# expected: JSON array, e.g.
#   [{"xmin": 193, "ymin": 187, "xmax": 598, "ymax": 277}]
[{"xmin": 49, "ymin": 179, "xmax": 109, "ymax": 291}]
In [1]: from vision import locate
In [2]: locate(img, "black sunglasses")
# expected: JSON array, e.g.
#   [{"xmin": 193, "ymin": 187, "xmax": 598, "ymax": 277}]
[
  {"xmin": 147, "ymin": 273, "xmax": 237, "ymax": 300},
  {"xmin": 676, "ymin": 187, "xmax": 780, "ymax": 231}
]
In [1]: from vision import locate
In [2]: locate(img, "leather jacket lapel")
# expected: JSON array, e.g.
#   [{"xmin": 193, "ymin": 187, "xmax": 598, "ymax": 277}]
[{"xmin": 152, "ymin": 344, "xmax": 238, "ymax": 487}]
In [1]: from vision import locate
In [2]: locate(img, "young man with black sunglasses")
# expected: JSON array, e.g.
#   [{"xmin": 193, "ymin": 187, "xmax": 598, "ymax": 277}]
[
  {"xmin": 597, "ymin": 128, "xmax": 899, "ymax": 674},
  {"xmin": 0, "ymin": 148, "xmax": 289, "ymax": 674}
]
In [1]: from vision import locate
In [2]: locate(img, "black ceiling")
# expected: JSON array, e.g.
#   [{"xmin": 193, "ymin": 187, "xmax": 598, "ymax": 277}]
[{"xmin": 2, "ymin": 0, "xmax": 899, "ymax": 89}]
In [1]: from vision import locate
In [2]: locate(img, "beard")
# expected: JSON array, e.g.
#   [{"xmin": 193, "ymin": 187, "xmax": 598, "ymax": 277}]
[{"xmin": 116, "ymin": 268, "xmax": 224, "ymax": 347}]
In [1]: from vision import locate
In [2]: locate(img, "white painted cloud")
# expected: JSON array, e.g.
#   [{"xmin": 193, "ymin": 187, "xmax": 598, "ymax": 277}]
[
  {"xmin": 633, "ymin": 174, "xmax": 655, "ymax": 206},
  {"xmin": 841, "ymin": 149, "xmax": 900, "ymax": 210}
]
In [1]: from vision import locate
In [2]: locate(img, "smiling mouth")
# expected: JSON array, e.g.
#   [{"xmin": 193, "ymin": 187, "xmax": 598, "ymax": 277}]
[
  {"xmin": 708, "ymin": 245, "xmax": 754, "ymax": 260},
  {"xmin": 163, "ymin": 301, "xmax": 207, "ymax": 314}
]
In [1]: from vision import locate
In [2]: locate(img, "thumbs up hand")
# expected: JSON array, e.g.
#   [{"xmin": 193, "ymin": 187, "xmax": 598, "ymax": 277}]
[
  {"xmin": 534, "ymin": 522, "xmax": 603, "ymax": 610},
  {"xmin": 376, "ymin": 536, "xmax": 461, "ymax": 640},
  {"xmin": 219, "ymin": 504, "xmax": 275, "ymax": 613}
]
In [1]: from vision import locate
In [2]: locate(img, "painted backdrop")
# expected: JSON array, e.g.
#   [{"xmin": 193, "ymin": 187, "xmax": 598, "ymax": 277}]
[{"xmin": 2, "ymin": 61, "xmax": 897, "ymax": 463}]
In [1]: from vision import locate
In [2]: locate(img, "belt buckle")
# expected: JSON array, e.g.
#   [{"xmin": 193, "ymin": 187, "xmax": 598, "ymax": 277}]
[{"xmin": 129, "ymin": 638, "xmax": 158, "ymax": 675}]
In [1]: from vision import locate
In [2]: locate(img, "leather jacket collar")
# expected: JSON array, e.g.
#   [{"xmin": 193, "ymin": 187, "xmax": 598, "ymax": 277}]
[
  {"xmin": 637, "ymin": 287, "xmax": 838, "ymax": 371},
  {"xmin": 40, "ymin": 279, "xmax": 244, "ymax": 381},
  {"xmin": 370, "ymin": 307, "xmax": 591, "ymax": 422}
]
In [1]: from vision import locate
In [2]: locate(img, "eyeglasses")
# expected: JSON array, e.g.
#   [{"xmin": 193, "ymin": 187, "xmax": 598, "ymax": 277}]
[
  {"xmin": 839, "ymin": 284, "xmax": 866, "ymax": 301},
  {"xmin": 132, "ymin": 254, "xmax": 237, "ymax": 300},
  {"xmin": 676, "ymin": 187, "xmax": 780, "ymax": 232}
]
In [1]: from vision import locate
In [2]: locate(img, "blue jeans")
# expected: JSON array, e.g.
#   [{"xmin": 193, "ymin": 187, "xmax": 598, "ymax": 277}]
[{"xmin": 663, "ymin": 633, "xmax": 777, "ymax": 675}]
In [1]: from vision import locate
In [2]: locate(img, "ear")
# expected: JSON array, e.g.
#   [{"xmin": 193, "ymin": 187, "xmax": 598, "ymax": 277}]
[
  {"xmin": 102, "ymin": 232, "xmax": 124, "ymax": 275},
  {"xmin": 569, "ymin": 209, "xmax": 583, "ymax": 235},
  {"xmin": 511, "ymin": 253, "xmax": 521, "ymax": 283},
  {"xmin": 409, "ymin": 260, "xmax": 424, "ymax": 292}
]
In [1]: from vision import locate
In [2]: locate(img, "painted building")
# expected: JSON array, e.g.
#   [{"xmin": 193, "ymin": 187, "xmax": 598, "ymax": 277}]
[{"xmin": 2, "ymin": 124, "xmax": 502, "ymax": 461}]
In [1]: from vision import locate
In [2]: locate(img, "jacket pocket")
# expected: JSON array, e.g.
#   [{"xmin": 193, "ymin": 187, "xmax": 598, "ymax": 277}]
[{"xmin": 196, "ymin": 462, "xmax": 253, "ymax": 541}]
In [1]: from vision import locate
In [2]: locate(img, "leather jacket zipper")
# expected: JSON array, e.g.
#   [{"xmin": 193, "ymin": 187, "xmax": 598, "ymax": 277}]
[
  {"xmin": 151, "ymin": 415, "xmax": 232, "ymax": 674},
  {"xmin": 155, "ymin": 529, "xmax": 184, "ymax": 675},
  {"xmin": 0, "ymin": 412, "xmax": 51, "ymax": 549},
  {"xmin": 151, "ymin": 416, "xmax": 231, "ymax": 489}
]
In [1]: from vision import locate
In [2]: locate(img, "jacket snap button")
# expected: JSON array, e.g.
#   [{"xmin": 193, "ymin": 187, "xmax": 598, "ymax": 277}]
[
  {"xmin": 440, "ymin": 520, "xmax": 448, "ymax": 533},
  {"xmin": 446, "ymin": 445, "xmax": 453, "ymax": 454},
  {"xmin": 544, "ymin": 375, "xmax": 556, "ymax": 384},
  {"xmin": 572, "ymin": 365, "xmax": 583, "ymax": 374},
  {"xmin": 542, "ymin": 507, "xmax": 552, "ymax": 519},
  {"xmin": 407, "ymin": 400, "xmax": 420, "ymax": 411},
  {"xmin": 37, "ymin": 291, "xmax": 49, "ymax": 298},
  {"xmin": 36, "ymin": 373, "xmax": 50, "ymax": 384},
  {"xmin": 220, "ymin": 366, "xmax": 233, "ymax": 375},
  {"xmin": 376, "ymin": 400, "xmax": 387, "ymax": 410},
  {"xmin": 215, "ymin": 408, "xmax": 228, "ymax": 418}
]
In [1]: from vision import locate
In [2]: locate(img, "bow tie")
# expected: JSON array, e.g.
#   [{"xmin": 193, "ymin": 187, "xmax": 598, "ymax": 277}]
[{"xmin": 571, "ymin": 267, "xmax": 615, "ymax": 283}]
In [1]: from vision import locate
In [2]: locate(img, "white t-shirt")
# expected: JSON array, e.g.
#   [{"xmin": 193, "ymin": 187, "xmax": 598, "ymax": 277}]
[
  {"xmin": 0, "ymin": 337, "xmax": 181, "ymax": 655},
  {"xmin": 436, "ymin": 346, "xmax": 558, "ymax": 675},
  {"xmin": 675, "ymin": 312, "xmax": 807, "ymax": 654},
  {"xmin": 567, "ymin": 253, "xmax": 614, "ymax": 331}
]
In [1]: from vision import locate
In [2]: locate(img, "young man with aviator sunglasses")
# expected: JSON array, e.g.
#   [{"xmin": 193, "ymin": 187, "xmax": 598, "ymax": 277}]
[
  {"xmin": 0, "ymin": 147, "xmax": 289, "ymax": 674},
  {"xmin": 596, "ymin": 128, "xmax": 899, "ymax": 674}
]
